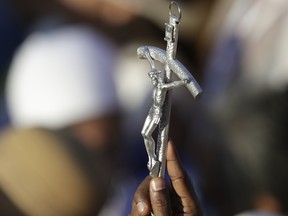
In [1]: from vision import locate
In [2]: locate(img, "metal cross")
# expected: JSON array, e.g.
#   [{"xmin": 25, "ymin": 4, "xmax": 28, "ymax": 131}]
[{"xmin": 137, "ymin": 1, "xmax": 202, "ymax": 178}]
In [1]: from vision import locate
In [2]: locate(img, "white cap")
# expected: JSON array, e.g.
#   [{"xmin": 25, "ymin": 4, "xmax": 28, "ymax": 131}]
[{"xmin": 6, "ymin": 25, "xmax": 119, "ymax": 129}]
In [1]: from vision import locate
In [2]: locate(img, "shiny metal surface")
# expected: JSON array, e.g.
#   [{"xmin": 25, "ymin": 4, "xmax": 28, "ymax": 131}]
[{"xmin": 137, "ymin": 1, "xmax": 202, "ymax": 179}]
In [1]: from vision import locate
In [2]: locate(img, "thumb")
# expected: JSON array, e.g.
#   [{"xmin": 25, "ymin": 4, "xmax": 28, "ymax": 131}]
[{"xmin": 149, "ymin": 177, "xmax": 172, "ymax": 216}]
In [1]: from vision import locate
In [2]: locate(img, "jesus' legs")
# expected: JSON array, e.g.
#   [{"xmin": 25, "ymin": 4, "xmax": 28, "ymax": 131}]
[{"xmin": 141, "ymin": 115, "xmax": 159, "ymax": 171}]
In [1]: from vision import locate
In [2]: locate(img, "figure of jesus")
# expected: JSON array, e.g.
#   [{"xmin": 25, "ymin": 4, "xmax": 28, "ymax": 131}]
[{"xmin": 141, "ymin": 50, "xmax": 189, "ymax": 171}]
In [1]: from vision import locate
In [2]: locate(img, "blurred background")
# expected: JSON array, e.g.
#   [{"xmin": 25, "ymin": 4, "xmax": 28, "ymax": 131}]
[{"xmin": 0, "ymin": 0, "xmax": 288, "ymax": 215}]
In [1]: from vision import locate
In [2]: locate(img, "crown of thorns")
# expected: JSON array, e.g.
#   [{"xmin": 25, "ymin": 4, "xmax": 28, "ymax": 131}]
[{"xmin": 148, "ymin": 68, "xmax": 161, "ymax": 76}]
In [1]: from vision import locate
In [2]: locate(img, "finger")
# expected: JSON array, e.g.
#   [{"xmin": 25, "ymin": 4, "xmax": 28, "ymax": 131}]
[
  {"xmin": 166, "ymin": 140, "xmax": 199, "ymax": 214},
  {"xmin": 130, "ymin": 176, "xmax": 152, "ymax": 216},
  {"xmin": 149, "ymin": 177, "xmax": 172, "ymax": 216}
]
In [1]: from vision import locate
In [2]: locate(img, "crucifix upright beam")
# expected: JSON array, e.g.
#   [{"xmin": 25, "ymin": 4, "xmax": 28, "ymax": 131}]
[{"xmin": 137, "ymin": 1, "xmax": 202, "ymax": 178}]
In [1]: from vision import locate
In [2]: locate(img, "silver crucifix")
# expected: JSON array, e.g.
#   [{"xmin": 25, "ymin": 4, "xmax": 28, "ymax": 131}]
[{"xmin": 137, "ymin": 1, "xmax": 202, "ymax": 178}]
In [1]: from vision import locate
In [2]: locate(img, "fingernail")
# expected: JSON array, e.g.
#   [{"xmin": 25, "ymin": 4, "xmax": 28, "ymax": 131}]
[
  {"xmin": 137, "ymin": 202, "xmax": 146, "ymax": 214},
  {"xmin": 151, "ymin": 178, "xmax": 166, "ymax": 192}
]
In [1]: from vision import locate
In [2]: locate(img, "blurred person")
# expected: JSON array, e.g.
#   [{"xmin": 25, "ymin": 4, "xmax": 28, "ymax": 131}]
[
  {"xmin": 5, "ymin": 22, "xmax": 120, "ymax": 160},
  {"xmin": 185, "ymin": 0, "xmax": 288, "ymax": 215},
  {"xmin": 4, "ymin": 17, "xmax": 130, "ymax": 214}
]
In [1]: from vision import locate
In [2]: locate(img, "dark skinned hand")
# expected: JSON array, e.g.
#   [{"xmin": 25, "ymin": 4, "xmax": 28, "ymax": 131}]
[{"xmin": 129, "ymin": 140, "xmax": 203, "ymax": 216}]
